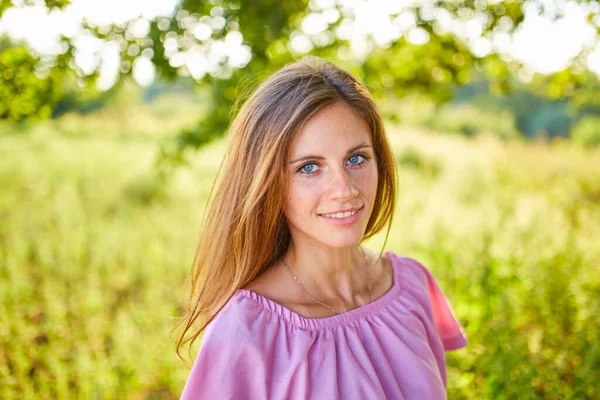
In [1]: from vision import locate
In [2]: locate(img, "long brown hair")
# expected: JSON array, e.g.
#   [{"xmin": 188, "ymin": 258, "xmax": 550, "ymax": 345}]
[{"xmin": 176, "ymin": 56, "xmax": 398, "ymax": 360}]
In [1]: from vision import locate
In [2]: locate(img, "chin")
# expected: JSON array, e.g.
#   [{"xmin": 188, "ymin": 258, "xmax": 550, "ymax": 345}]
[{"xmin": 313, "ymin": 230, "xmax": 366, "ymax": 249}]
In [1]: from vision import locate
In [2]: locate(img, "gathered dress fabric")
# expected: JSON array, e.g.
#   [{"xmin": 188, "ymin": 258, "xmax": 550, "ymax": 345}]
[{"xmin": 180, "ymin": 252, "xmax": 468, "ymax": 400}]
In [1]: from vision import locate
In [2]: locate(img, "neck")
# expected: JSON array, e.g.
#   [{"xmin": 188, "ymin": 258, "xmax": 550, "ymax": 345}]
[{"xmin": 282, "ymin": 241, "xmax": 368, "ymax": 302}]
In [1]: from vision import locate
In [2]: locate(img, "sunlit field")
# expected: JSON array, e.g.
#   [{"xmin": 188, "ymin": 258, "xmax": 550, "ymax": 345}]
[{"xmin": 1, "ymin": 96, "xmax": 599, "ymax": 399}]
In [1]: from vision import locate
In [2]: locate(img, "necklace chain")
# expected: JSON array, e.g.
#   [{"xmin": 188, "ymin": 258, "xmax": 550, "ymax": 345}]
[{"xmin": 281, "ymin": 246, "xmax": 372, "ymax": 316}]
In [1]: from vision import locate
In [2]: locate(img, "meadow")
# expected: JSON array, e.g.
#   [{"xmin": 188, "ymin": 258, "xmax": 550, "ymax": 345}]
[{"xmin": 1, "ymin": 94, "xmax": 599, "ymax": 399}]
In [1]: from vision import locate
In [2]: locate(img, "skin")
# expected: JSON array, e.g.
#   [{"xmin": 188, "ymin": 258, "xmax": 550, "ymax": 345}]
[{"xmin": 245, "ymin": 102, "xmax": 394, "ymax": 317}]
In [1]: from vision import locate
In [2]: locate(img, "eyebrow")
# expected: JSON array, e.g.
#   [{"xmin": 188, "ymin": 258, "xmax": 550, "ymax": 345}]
[{"xmin": 289, "ymin": 143, "xmax": 372, "ymax": 164}]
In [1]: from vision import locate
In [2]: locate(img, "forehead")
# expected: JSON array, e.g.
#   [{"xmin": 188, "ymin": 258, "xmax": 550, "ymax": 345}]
[{"xmin": 288, "ymin": 102, "xmax": 372, "ymax": 156}]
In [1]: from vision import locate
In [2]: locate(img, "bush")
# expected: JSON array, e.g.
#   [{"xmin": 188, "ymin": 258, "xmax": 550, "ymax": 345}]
[
  {"xmin": 396, "ymin": 146, "xmax": 442, "ymax": 178},
  {"xmin": 570, "ymin": 116, "xmax": 600, "ymax": 147},
  {"xmin": 425, "ymin": 104, "xmax": 521, "ymax": 140}
]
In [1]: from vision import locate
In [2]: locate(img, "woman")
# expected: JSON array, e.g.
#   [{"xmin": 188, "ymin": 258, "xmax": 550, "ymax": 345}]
[{"xmin": 178, "ymin": 57, "xmax": 467, "ymax": 399}]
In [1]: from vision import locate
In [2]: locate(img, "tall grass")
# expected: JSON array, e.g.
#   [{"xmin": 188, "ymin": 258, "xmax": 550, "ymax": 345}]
[{"xmin": 1, "ymin": 99, "xmax": 598, "ymax": 399}]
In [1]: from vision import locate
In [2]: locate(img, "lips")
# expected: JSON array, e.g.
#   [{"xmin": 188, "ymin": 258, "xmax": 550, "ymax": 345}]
[
  {"xmin": 317, "ymin": 205, "xmax": 364, "ymax": 226},
  {"xmin": 318, "ymin": 206, "xmax": 363, "ymax": 216}
]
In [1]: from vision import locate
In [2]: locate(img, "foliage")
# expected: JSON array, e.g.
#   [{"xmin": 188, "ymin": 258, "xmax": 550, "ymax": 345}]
[
  {"xmin": 1, "ymin": 99, "xmax": 599, "ymax": 399},
  {"xmin": 0, "ymin": 35, "xmax": 101, "ymax": 121},
  {"xmin": 450, "ymin": 74, "xmax": 600, "ymax": 139},
  {"xmin": 424, "ymin": 103, "xmax": 521, "ymax": 139},
  {"xmin": 2, "ymin": 0, "xmax": 600, "ymax": 156},
  {"xmin": 570, "ymin": 115, "xmax": 600, "ymax": 147},
  {"xmin": 396, "ymin": 145, "xmax": 442, "ymax": 178},
  {"xmin": 0, "ymin": 0, "xmax": 70, "ymax": 16},
  {"xmin": 0, "ymin": 39, "xmax": 59, "ymax": 120}
]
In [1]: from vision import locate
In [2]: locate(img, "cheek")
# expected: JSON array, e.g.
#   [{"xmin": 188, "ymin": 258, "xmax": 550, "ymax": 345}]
[
  {"xmin": 354, "ymin": 165, "xmax": 378, "ymax": 195},
  {"xmin": 284, "ymin": 177, "xmax": 321, "ymax": 216}
]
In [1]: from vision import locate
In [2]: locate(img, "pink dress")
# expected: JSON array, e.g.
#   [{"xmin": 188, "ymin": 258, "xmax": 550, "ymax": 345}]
[{"xmin": 181, "ymin": 252, "xmax": 467, "ymax": 399}]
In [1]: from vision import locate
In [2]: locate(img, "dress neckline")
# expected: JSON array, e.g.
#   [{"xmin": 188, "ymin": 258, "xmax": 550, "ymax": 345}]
[{"xmin": 234, "ymin": 251, "xmax": 404, "ymax": 330}]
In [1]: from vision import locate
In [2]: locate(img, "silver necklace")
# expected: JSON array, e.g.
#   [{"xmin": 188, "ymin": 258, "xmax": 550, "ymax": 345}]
[{"xmin": 281, "ymin": 246, "xmax": 372, "ymax": 316}]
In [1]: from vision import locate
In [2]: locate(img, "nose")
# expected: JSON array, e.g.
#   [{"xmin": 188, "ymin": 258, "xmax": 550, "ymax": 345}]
[{"xmin": 329, "ymin": 166, "xmax": 359, "ymax": 200}]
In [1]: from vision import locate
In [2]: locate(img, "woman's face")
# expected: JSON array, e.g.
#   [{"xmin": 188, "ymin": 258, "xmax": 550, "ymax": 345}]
[{"xmin": 283, "ymin": 102, "xmax": 378, "ymax": 249}]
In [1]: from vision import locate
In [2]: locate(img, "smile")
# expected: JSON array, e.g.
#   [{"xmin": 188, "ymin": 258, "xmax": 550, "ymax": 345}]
[
  {"xmin": 321, "ymin": 209, "xmax": 359, "ymax": 219},
  {"xmin": 318, "ymin": 206, "xmax": 364, "ymax": 225}
]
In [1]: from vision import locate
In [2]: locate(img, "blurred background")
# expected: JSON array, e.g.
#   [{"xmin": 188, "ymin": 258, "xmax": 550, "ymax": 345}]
[{"xmin": 1, "ymin": 0, "xmax": 599, "ymax": 398}]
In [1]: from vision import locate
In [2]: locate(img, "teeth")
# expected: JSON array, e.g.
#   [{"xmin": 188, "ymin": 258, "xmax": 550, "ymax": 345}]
[{"xmin": 323, "ymin": 209, "xmax": 358, "ymax": 219}]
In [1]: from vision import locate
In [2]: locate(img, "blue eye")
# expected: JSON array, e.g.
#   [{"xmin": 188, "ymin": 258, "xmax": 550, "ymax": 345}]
[
  {"xmin": 297, "ymin": 153, "xmax": 369, "ymax": 176},
  {"xmin": 348, "ymin": 154, "xmax": 365, "ymax": 165},
  {"xmin": 300, "ymin": 163, "xmax": 319, "ymax": 174}
]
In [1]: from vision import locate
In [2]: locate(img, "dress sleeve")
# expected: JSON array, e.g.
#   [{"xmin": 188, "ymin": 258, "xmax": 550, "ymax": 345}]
[
  {"xmin": 180, "ymin": 311, "xmax": 268, "ymax": 400},
  {"xmin": 411, "ymin": 260, "xmax": 468, "ymax": 351}
]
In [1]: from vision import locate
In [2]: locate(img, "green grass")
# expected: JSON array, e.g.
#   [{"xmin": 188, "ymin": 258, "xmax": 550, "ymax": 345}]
[{"xmin": 1, "ymin": 99, "xmax": 599, "ymax": 399}]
